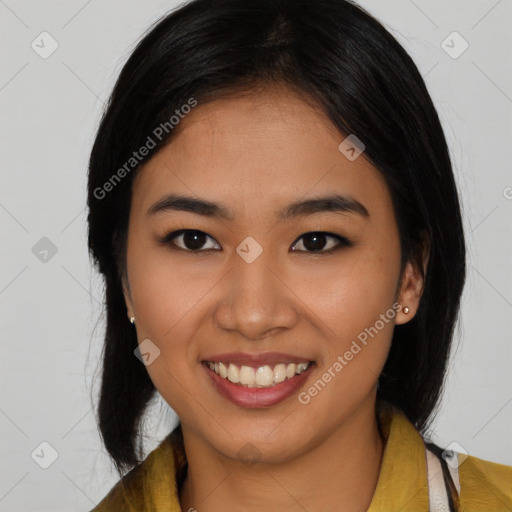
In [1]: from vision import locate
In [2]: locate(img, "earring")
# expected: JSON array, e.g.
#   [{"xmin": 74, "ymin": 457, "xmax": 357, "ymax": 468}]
[
  {"xmin": 130, "ymin": 317, "xmax": 135, "ymax": 324},
  {"xmin": 403, "ymin": 306, "xmax": 410, "ymax": 314}
]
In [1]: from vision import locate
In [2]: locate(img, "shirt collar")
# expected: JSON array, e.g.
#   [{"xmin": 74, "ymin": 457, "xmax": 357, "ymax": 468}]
[{"xmin": 368, "ymin": 401, "xmax": 429, "ymax": 511}]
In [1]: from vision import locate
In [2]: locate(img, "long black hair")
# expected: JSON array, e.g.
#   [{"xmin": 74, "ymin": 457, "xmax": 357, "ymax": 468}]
[{"xmin": 87, "ymin": 0, "xmax": 466, "ymax": 475}]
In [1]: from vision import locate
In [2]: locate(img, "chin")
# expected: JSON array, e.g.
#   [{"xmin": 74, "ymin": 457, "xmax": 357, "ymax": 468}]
[{"xmin": 204, "ymin": 421, "xmax": 311, "ymax": 465}]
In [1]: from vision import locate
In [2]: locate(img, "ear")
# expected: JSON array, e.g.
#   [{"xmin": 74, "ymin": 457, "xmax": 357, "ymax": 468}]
[
  {"xmin": 394, "ymin": 261, "xmax": 423, "ymax": 325},
  {"xmin": 395, "ymin": 240, "xmax": 429, "ymax": 325},
  {"xmin": 121, "ymin": 274, "xmax": 135, "ymax": 322}
]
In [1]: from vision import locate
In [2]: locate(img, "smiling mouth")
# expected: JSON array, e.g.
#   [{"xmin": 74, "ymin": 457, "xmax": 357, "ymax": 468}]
[{"xmin": 202, "ymin": 361, "xmax": 313, "ymax": 388}]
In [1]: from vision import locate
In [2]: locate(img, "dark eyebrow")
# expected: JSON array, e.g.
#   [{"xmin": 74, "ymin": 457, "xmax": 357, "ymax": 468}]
[
  {"xmin": 147, "ymin": 193, "xmax": 369, "ymax": 220},
  {"xmin": 279, "ymin": 194, "xmax": 369, "ymax": 220},
  {"xmin": 147, "ymin": 194, "xmax": 234, "ymax": 220}
]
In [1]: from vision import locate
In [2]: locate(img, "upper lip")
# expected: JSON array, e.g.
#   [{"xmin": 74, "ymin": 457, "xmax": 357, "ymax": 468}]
[{"xmin": 202, "ymin": 351, "xmax": 313, "ymax": 367}]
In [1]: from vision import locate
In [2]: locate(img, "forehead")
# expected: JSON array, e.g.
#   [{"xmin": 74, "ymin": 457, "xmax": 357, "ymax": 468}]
[{"xmin": 131, "ymin": 86, "xmax": 391, "ymax": 221}]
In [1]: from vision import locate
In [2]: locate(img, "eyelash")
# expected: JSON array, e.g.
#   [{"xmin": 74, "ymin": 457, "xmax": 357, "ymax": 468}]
[{"xmin": 157, "ymin": 229, "xmax": 353, "ymax": 255}]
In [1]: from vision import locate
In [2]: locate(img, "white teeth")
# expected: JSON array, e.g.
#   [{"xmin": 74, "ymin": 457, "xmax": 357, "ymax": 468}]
[
  {"xmin": 286, "ymin": 364, "xmax": 296, "ymax": 378},
  {"xmin": 207, "ymin": 361, "xmax": 311, "ymax": 388},
  {"xmin": 218, "ymin": 362, "xmax": 228, "ymax": 378},
  {"xmin": 239, "ymin": 365, "xmax": 255, "ymax": 386},
  {"xmin": 227, "ymin": 363, "xmax": 240, "ymax": 384},
  {"xmin": 296, "ymin": 362, "xmax": 308, "ymax": 373},
  {"xmin": 273, "ymin": 363, "xmax": 287, "ymax": 383},
  {"xmin": 255, "ymin": 366, "xmax": 274, "ymax": 387}
]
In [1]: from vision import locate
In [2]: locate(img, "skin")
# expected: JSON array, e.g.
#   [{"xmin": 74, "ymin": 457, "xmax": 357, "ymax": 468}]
[{"xmin": 122, "ymin": 83, "xmax": 426, "ymax": 511}]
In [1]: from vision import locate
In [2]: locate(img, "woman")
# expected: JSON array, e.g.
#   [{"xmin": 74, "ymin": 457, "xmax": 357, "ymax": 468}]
[{"xmin": 87, "ymin": 0, "xmax": 512, "ymax": 510}]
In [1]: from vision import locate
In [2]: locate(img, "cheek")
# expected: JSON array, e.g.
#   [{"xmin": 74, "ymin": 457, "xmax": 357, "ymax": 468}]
[
  {"xmin": 293, "ymin": 248, "xmax": 399, "ymax": 337},
  {"xmin": 126, "ymin": 242, "xmax": 206, "ymax": 415},
  {"xmin": 127, "ymin": 238, "xmax": 212, "ymax": 340},
  {"xmin": 294, "ymin": 259, "xmax": 399, "ymax": 415},
  {"xmin": 289, "ymin": 239, "xmax": 400, "ymax": 387}
]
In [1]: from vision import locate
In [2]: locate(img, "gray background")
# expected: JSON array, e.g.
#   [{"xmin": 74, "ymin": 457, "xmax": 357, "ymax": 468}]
[{"xmin": 1, "ymin": 0, "xmax": 511, "ymax": 510}]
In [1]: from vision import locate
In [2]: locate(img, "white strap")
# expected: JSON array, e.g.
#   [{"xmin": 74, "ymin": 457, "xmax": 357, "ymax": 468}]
[
  {"xmin": 426, "ymin": 448, "xmax": 450, "ymax": 512},
  {"xmin": 442, "ymin": 450, "xmax": 462, "ymax": 495}
]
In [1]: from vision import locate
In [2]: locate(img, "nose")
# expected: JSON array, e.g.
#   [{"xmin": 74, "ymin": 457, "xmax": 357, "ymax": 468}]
[{"xmin": 213, "ymin": 250, "xmax": 299, "ymax": 341}]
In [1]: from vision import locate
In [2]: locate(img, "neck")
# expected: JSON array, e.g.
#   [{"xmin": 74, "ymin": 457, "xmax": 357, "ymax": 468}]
[{"xmin": 179, "ymin": 397, "xmax": 384, "ymax": 512}]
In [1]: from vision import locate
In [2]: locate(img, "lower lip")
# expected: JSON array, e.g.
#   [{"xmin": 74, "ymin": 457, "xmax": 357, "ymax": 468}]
[{"xmin": 203, "ymin": 362, "xmax": 315, "ymax": 408}]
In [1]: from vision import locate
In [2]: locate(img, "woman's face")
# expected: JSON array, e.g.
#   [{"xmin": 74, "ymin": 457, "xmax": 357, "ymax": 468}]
[{"xmin": 123, "ymin": 85, "xmax": 422, "ymax": 463}]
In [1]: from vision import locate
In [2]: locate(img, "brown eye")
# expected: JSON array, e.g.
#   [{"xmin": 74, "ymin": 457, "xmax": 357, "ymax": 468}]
[
  {"xmin": 160, "ymin": 229, "xmax": 221, "ymax": 251},
  {"xmin": 291, "ymin": 232, "xmax": 351, "ymax": 254}
]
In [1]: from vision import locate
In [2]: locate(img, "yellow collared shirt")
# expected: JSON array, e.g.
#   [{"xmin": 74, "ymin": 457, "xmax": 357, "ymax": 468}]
[{"xmin": 92, "ymin": 405, "xmax": 512, "ymax": 511}]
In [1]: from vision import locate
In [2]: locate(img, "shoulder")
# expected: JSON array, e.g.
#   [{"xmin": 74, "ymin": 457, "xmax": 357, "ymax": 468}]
[
  {"xmin": 458, "ymin": 453, "xmax": 512, "ymax": 510},
  {"xmin": 90, "ymin": 433, "xmax": 181, "ymax": 512},
  {"xmin": 90, "ymin": 457, "xmax": 149, "ymax": 512}
]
